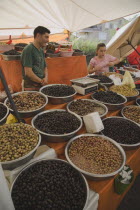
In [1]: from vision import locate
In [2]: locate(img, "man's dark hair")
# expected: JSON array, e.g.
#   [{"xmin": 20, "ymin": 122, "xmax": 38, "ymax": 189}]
[{"xmin": 34, "ymin": 26, "xmax": 50, "ymax": 38}]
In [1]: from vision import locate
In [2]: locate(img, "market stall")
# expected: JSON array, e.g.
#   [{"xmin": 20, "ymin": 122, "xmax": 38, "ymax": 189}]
[{"xmin": 0, "ymin": 1, "xmax": 140, "ymax": 209}]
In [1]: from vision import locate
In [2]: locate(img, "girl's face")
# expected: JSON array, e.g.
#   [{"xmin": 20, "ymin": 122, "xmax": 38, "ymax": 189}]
[{"xmin": 97, "ymin": 46, "xmax": 106, "ymax": 58}]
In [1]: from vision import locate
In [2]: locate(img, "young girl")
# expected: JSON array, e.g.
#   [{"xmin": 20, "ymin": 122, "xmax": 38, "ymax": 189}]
[{"xmin": 88, "ymin": 43, "xmax": 119, "ymax": 75}]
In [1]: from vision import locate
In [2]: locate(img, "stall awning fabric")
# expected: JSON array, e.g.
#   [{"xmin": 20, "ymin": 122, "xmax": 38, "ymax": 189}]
[
  {"xmin": 106, "ymin": 16, "xmax": 140, "ymax": 60},
  {"xmin": 0, "ymin": 0, "xmax": 140, "ymax": 32}
]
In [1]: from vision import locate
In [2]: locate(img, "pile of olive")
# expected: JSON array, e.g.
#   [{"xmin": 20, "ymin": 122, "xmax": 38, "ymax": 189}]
[
  {"xmin": 122, "ymin": 106, "xmax": 140, "ymax": 124},
  {"xmin": 0, "ymin": 123, "xmax": 39, "ymax": 162},
  {"xmin": 34, "ymin": 111, "xmax": 81, "ymax": 135},
  {"xmin": 68, "ymin": 99, "xmax": 106, "ymax": 116},
  {"xmin": 89, "ymin": 75, "xmax": 113, "ymax": 83},
  {"xmin": 92, "ymin": 91, "xmax": 125, "ymax": 104},
  {"xmin": 102, "ymin": 118, "xmax": 140, "ymax": 145},
  {"xmin": 0, "ymin": 103, "xmax": 7, "ymax": 120},
  {"xmin": 69, "ymin": 136, "xmax": 122, "ymax": 174},
  {"xmin": 3, "ymin": 49, "xmax": 21, "ymax": 55},
  {"xmin": 41, "ymin": 85, "xmax": 75, "ymax": 97},
  {"xmin": 12, "ymin": 160, "xmax": 87, "ymax": 210},
  {"xmin": 6, "ymin": 92, "xmax": 46, "ymax": 111},
  {"xmin": 110, "ymin": 85, "xmax": 138, "ymax": 97}
]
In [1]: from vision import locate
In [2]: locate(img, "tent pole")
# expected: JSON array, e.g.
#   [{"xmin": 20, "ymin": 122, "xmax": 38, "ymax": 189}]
[{"xmin": 127, "ymin": 40, "xmax": 140, "ymax": 56}]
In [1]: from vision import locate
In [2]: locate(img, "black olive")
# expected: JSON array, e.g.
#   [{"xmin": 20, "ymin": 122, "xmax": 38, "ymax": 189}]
[
  {"xmin": 92, "ymin": 91, "xmax": 125, "ymax": 104},
  {"xmin": 0, "ymin": 104, "xmax": 7, "ymax": 120},
  {"xmin": 102, "ymin": 118, "xmax": 140, "ymax": 144},
  {"xmin": 34, "ymin": 111, "xmax": 80, "ymax": 135},
  {"xmin": 3, "ymin": 49, "xmax": 21, "ymax": 55},
  {"xmin": 89, "ymin": 75, "xmax": 112, "ymax": 83},
  {"xmin": 42, "ymin": 85, "xmax": 75, "ymax": 97},
  {"xmin": 12, "ymin": 160, "xmax": 87, "ymax": 210}
]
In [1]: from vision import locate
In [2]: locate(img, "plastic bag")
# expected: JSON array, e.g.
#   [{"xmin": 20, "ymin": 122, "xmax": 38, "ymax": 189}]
[
  {"xmin": 6, "ymin": 114, "xmax": 18, "ymax": 124},
  {"xmin": 109, "ymin": 75, "xmax": 122, "ymax": 85},
  {"xmin": 122, "ymin": 71, "xmax": 135, "ymax": 89},
  {"xmin": 0, "ymin": 164, "xmax": 15, "ymax": 210}
]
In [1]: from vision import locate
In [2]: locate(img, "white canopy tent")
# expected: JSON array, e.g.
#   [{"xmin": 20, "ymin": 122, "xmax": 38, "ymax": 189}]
[
  {"xmin": 106, "ymin": 16, "xmax": 140, "ymax": 60},
  {"xmin": 0, "ymin": 0, "xmax": 140, "ymax": 34}
]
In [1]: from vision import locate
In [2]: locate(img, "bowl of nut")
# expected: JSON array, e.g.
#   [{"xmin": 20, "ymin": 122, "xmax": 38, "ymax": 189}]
[
  {"xmin": 0, "ymin": 123, "xmax": 41, "ymax": 170},
  {"xmin": 4, "ymin": 91, "xmax": 48, "ymax": 118},
  {"xmin": 11, "ymin": 159, "xmax": 89, "ymax": 210},
  {"xmin": 65, "ymin": 134, "xmax": 126, "ymax": 180},
  {"xmin": 0, "ymin": 102, "xmax": 9, "ymax": 125}
]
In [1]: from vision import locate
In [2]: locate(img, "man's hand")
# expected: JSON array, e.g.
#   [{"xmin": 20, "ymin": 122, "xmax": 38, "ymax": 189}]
[
  {"xmin": 25, "ymin": 67, "xmax": 43, "ymax": 84},
  {"xmin": 40, "ymin": 78, "xmax": 48, "ymax": 86},
  {"xmin": 43, "ymin": 77, "xmax": 48, "ymax": 85}
]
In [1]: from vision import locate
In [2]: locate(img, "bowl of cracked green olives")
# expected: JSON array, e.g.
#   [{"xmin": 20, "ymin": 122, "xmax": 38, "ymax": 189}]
[
  {"xmin": 109, "ymin": 85, "xmax": 139, "ymax": 101},
  {"xmin": 0, "ymin": 123, "xmax": 41, "ymax": 170},
  {"xmin": 121, "ymin": 105, "xmax": 140, "ymax": 125},
  {"xmin": 4, "ymin": 91, "xmax": 48, "ymax": 118}
]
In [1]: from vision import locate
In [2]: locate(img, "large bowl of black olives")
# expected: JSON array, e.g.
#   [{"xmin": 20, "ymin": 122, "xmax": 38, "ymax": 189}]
[
  {"xmin": 11, "ymin": 159, "xmax": 89, "ymax": 210},
  {"xmin": 31, "ymin": 109, "xmax": 83, "ymax": 142},
  {"xmin": 102, "ymin": 117, "xmax": 140, "ymax": 150},
  {"xmin": 40, "ymin": 84, "xmax": 77, "ymax": 104},
  {"xmin": 91, "ymin": 91, "xmax": 127, "ymax": 110},
  {"xmin": 88, "ymin": 75, "xmax": 114, "ymax": 87}
]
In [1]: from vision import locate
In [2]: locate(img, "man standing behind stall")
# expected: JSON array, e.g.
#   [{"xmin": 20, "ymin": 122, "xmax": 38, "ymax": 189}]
[{"xmin": 21, "ymin": 26, "xmax": 50, "ymax": 90}]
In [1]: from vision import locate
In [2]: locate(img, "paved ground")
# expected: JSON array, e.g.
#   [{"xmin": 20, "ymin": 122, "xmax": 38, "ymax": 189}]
[{"xmin": 117, "ymin": 174, "xmax": 140, "ymax": 210}]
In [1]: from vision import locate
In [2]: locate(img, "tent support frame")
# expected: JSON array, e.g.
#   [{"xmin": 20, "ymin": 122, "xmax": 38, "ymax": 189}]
[{"xmin": 127, "ymin": 40, "xmax": 140, "ymax": 56}]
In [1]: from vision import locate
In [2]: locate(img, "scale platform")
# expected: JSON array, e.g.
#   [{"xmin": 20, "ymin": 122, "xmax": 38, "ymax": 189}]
[
  {"xmin": 72, "ymin": 84, "xmax": 98, "ymax": 95},
  {"xmin": 70, "ymin": 77, "xmax": 100, "ymax": 88}
]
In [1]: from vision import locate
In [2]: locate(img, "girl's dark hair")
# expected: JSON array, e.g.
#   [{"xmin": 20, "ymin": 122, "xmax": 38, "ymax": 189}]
[
  {"xmin": 96, "ymin": 43, "xmax": 106, "ymax": 55},
  {"xmin": 34, "ymin": 26, "xmax": 50, "ymax": 38}
]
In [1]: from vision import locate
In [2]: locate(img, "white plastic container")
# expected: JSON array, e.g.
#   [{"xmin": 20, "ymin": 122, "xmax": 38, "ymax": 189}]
[{"xmin": 60, "ymin": 51, "xmax": 73, "ymax": 57}]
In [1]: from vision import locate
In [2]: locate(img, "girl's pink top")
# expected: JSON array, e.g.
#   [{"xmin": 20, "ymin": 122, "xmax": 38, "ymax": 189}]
[{"xmin": 90, "ymin": 54, "xmax": 116, "ymax": 75}]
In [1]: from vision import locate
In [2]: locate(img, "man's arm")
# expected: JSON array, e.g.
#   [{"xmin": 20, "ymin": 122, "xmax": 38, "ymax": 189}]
[
  {"xmin": 43, "ymin": 67, "xmax": 48, "ymax": 84},
  {"xmin": 24, "ymin": 67, "xmax": 42, "ymax": 84}
]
